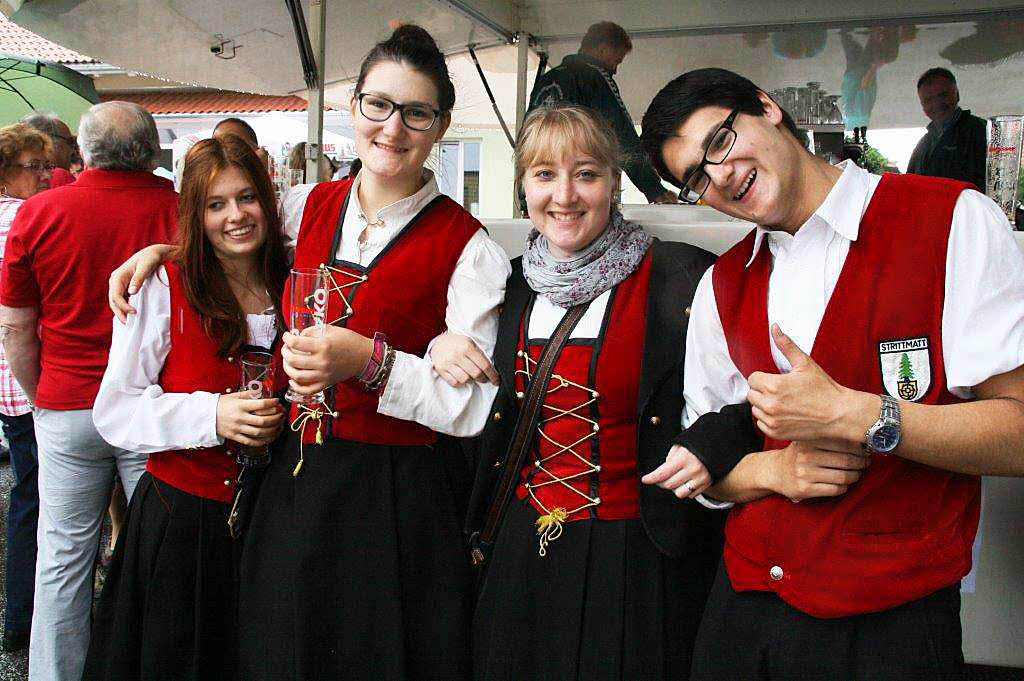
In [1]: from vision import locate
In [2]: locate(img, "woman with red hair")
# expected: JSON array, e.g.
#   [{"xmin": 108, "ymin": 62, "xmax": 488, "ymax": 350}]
[{"xmin": 84, "ymin": 136, "xmax": 287, "ymax": 680}]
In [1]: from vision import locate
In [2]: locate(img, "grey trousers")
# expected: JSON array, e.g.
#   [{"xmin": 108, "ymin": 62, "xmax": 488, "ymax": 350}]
[{"xmin": 28, "ymin": 408, "xmax": 147, "ymax": 681}]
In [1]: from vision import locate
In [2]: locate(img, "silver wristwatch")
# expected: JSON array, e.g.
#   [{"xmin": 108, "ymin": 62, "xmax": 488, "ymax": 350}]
[{"xmin": 864, "ymin": 394, "xmax": 902, "ymax": 453}]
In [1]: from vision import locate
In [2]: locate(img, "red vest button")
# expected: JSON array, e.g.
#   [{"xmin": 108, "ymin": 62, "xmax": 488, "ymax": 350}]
[{"xmin": 770, "ymin": 565, "xmax": 784, "ymax": 581}]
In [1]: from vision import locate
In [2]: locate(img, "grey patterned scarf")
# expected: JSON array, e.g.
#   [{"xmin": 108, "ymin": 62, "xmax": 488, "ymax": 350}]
[{"xmin": 522, "ymin": 210, "xmax": 653, "ymax": 307}]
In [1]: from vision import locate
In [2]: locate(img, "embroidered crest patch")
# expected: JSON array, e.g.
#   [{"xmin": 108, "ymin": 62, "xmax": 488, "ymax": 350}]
[{"xmin": 878, "ymin": 337, "xmax": 931, "ymax": 401}]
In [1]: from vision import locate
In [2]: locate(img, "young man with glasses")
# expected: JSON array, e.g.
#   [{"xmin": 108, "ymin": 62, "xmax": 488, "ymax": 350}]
[{"xmin": 640, "ymin": 67, "xmax": 1024, "ymax": 679}]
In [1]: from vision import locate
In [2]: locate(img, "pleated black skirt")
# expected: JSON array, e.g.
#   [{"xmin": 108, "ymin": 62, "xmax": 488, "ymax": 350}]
[
  {"xmin": 472, "ymin": 498, "xmax": 718, "ymax": 681},
  {"xmin": 83, "ymin": 472, "xmax": 239, "ymax": 681},
  {"xmin": 237, "ymin": 432, "xmax": 473, "ymax": 680}
]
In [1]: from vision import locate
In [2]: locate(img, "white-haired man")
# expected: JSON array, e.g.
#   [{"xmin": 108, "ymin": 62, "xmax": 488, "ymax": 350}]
[{"xmin": 0, "ymin": 101, "xmax": 179, "ymax": 681}]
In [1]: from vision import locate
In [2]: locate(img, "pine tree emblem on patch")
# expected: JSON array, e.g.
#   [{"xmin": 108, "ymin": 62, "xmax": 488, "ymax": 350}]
[{"xmin": 878, "ymin": 337, "xmax": 931, "ymax": 401}]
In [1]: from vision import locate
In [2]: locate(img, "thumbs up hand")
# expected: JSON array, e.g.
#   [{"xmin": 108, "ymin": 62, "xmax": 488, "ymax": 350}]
[{"xmin": 747, "ymin": 324, "xmax": 870, "ymax": 450}]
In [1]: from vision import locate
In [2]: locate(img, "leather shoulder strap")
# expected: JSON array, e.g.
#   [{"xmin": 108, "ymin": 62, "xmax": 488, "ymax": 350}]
[{"xmin": 471, "ymin": 302, "xmax": 587, "ymax": 565}]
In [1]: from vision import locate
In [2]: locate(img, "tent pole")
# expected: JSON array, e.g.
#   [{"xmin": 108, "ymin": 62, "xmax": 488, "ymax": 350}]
[
  {"xmin": 467, "ymin": 45, "xmax": 515, "ymax": 149},
  {"xmin": 513, "ymin": 32, "xmax": 530, "ymax": 217},
  {"xmin": 305, "ymin": 0, "xmax": 326, "ymax": 183}
]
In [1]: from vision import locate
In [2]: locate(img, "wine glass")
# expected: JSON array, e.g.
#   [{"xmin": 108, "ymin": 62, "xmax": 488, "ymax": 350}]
[{"xmin": 285, "ymin": 267, "xmax": 327, "ymax": 405}]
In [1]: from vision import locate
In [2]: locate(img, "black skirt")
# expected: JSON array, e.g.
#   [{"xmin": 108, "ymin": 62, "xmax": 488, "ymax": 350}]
[
  {"xmin": 472, "ymin": 498, "xmax": 717, "ymax": 681},
  {"xmin": 237, "ymin": 432, "xmax": 473, "ymax": 680},
  {"xmin": 83, "ymin": 472, "xmax": 240, "ymax": 681}
]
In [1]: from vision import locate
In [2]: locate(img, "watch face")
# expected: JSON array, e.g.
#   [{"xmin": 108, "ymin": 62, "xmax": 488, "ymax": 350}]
[{"xmin": 871, "ymin": 424, "xmax": 901, "ymax": 452}]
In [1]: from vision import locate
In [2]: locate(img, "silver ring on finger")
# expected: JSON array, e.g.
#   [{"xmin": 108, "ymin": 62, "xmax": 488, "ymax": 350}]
[{"xmin": 683, "ymin": 480, "xmax": 695, "ymax": 494}]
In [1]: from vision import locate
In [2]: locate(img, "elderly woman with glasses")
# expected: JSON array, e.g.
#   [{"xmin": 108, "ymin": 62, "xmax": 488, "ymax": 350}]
[{"xmin": 0, "ymin": 122, "xmax": 52, "ymax": 652}]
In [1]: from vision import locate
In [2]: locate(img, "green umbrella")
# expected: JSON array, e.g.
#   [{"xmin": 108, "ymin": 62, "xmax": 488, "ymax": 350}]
[{"xmin": 0, "ymin": 52, "xmax": 99, "ymax": 128}]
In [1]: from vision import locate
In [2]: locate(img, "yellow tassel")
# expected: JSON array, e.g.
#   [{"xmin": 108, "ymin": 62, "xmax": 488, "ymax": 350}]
[
  {"xmin": 290, "ymin": 404, "xmax": 324, "ymax": 478},
  {"xmin": 315, "ymin": 421, "xmax": 323, "ymax": 445},
  {"xmin": 535, "ymin": 507, "xmax": 568, "ymax": 557}
]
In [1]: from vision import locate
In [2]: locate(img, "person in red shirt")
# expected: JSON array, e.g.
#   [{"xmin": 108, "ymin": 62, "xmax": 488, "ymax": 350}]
[
  {"xmin": 640, "ymin": 68, "xmax": 1024, "ymax": 680},
  {"xmin": 0, "ymin": 101, "xmax": 178, "ymax": 681}
]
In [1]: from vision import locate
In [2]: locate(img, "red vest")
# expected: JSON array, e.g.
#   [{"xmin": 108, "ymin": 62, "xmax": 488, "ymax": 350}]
[
  {"xmin": 514, "ymin": 252, "xmax": 651, "ymax": 521},
  {"xmin": 149, "ymin": 263, "xmax": 279, "ymax": 503},
  {"xmin": 289, "ymin": 179, "xmax": 479, "ymax": 445},
  {"xmin": 712, "ymin": 174, "xmax": 980, "ymax": 618}
]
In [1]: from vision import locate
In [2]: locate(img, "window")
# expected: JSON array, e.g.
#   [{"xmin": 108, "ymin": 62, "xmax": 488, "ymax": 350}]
[{"xmin": 436, "ymin": 140, "xmax": 481, "ymax": 215}]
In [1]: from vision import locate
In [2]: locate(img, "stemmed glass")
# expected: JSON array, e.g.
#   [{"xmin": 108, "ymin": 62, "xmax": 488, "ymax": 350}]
[{"xmin": 285, "ymin": 267, "xmax": 327, "ymax": 405}]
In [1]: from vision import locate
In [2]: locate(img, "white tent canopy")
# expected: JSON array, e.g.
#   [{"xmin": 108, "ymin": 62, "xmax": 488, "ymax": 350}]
[{"xmin": 5, "ymin": 1, "xmax": 1024, "ymax": 131}]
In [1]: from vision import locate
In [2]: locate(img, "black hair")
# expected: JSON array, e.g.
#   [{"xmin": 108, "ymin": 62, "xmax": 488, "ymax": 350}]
[
  {"xmin": 917, "ymin": 67, "xmax": 956, "ymax": 90},
  {"xmin": 355, "ymin": 24, "xmax": 456, "ymax": 112},
  {"xmin": 213, "ymin": 117, "xmax": 258, "ymax": 147},
  {"xmin": 641, "ymin": 68, "xmax": 806, "ymax": 188},
  {"xmin": 580, "ymin": 22, "xmax": 632, "ymax": 53}
]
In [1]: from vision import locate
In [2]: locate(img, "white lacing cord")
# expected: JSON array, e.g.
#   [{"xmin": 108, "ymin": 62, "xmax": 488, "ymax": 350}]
[{"xmin": 516, "ymin": 352, "xmax": 602, "ymax": 556}]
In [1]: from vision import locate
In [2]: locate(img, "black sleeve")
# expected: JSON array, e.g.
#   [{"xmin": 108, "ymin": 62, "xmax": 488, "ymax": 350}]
[
  {"xmin": 965, "ymin": 117, "xmax": 988, "ymax": 192},
  {"xmin": 673, "ymin": 402, "xmax": 762, "ymax": 483},
  {"xmin": 906, "ymin": 133, "xmax": 927, "ymax": 175},
  {"xmin": 579, "ymin": 69, "xmax": 667, "ymax": 200}
]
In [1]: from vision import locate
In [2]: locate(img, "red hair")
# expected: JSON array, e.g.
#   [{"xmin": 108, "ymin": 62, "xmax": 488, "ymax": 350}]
[{"xmin": 175, "ymin": 137, "xmax": 287, "ymax": 356}]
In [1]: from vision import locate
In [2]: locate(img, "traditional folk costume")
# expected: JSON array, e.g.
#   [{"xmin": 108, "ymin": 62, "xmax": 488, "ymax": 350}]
[
  {"xmin": 238, "ymin": 173, "xmax": 509, "ymax": 680},
  {"xmin": 686, "ymin": 164, "xmax": 1024, "ymax": 679},
  {"xmin": 84, "ymin": 262, "xmax": 280, "ymax": 680},
  {"xmin": 466, "ymin": 216, "xmax": 756, "ymax": 680}
]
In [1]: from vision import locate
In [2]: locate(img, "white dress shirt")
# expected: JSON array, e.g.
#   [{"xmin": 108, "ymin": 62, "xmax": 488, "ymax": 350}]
[
  {"xmin": 94, "ymin": 265, "xmax": 278, "ymax": 452},
  {"xmin": 685, "ymin": 161, "xmax": 1024, "ymax": 428},
  {"xmin": 280, "ymin": 172, "xmax": 511, "ymax": 437}
]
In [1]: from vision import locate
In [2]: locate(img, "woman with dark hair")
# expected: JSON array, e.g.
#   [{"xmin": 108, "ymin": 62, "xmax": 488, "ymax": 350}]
[
  {"xmin": 83, "ymin": 135, "xmax": 287, "ymax": 680},
  {"xmin": 433, "ymin": 105, "xmax": 757, "ymax": 680},
  {"xmin": 237, "ymin": 24, "xmax": 508, "ymax": 680}
]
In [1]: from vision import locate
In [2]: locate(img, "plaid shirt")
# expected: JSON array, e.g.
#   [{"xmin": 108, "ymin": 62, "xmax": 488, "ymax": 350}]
[{"xmin": 0, "ymin": 197, "xmax": 31, "ymax": 416}]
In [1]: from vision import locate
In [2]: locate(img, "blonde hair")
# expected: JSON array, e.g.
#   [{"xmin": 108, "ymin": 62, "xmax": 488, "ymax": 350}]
[
  {"xmin": 0, "ymin": 123, "xmax": 52, "ymax": 185},
  {"xmin": 514, "ymin": 106, "xmax": 622, "ymax": 196}
]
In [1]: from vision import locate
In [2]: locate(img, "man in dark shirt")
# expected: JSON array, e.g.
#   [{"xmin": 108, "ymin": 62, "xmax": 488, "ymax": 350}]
[
  {"xmin": 907, "ymin": 68, "xmax": 987, "ymax": 190},
  {"xmin": 529, "ymin": 22, "xmax": 677, "ymax": 204}
]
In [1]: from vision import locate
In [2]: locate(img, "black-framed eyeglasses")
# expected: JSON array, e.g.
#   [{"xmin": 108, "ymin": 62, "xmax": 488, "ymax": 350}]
[
  {"xmin": 356, "ymin": 93, "xmax": 442, "ymax": 131},
  {"xmin": 678, "ymin": 108, "xmax": 739, "ymax": 204},
  {"xmin": 14, "ymin": 161, "xmax": 55, "ymax": 174}
]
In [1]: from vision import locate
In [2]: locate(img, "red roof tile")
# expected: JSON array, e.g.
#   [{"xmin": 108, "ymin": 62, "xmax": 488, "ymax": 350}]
[
  {"xmin": 100, "ymin": 90, "xmax": 315, "ymax": 114},
  {"xmin": 0, "ymin": 16, "xmax": 97, "ymax": 64}
]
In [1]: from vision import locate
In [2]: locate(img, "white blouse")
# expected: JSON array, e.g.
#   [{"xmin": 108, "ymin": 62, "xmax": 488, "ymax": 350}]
[
  {"xmin": 94, "ymin": 265, "xmax": 277, "ymax": 453},
  {"xmin": 280, "ymin": 171, "xmax": 511, "ymax": 437},
  {"xmin": 684, "ymin": 161, "xmax": 1024, "ymax": 426}
]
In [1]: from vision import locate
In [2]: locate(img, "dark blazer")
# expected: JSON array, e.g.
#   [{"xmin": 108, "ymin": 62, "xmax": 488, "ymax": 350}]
[
  {"xmin": 907, "ymin": 108, "xmax": 987, "ymax": 191},
  {"xmin": 465, "ymin": 239, "xmax": 759, "ymax": 560}
]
